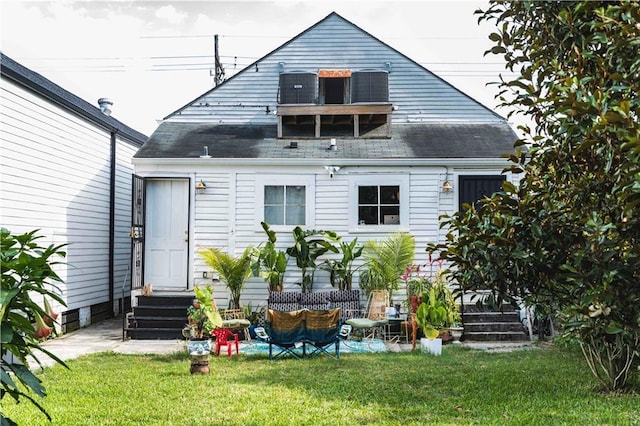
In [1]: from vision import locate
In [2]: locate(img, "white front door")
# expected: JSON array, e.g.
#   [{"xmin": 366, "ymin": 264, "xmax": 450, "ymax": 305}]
[{"xmin": 145, "ymin": 179, "xmax": 189, "ymax": 289}]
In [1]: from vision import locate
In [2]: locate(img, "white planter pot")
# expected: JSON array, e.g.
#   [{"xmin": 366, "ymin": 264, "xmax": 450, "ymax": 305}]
[{"xmin": 420, "ymin": 337, "xmax": 442, "ymax": 356}]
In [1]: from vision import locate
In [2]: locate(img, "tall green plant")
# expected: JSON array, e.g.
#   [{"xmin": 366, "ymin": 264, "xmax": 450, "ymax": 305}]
[
  {"xmin": 286, "ymin": 227, "xmax": 339, "ymax": 292},
  {"xmin": 1, "ymin": 228, "xmax": 68, "ymax": 425},
  {"xmin": 320, "ymin": 237, "xmax": 363, "ymax": 291},
  {"xmin": 199, "ymin": 247, "xmax": 253, "ymax": 309},
  {"xmin": 251, "ymin": 222, "xmax": 288, "ymax": 292},
  {"xmin": 359, "ymin": 232, "xmax": 415, "ymax": 300}
]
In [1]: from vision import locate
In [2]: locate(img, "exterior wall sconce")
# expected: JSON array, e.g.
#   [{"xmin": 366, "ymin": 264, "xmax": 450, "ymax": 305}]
[
  {"xmin": 324, "ymin": 166, "xmax": 341, "ymax": 178},
  {"xmin": 196, "ymin": 179, "xmax": 207, "ymax": 194},
  {"xmin": 442, "ymin": 167, "xmax": 453, "ymax": 192}
]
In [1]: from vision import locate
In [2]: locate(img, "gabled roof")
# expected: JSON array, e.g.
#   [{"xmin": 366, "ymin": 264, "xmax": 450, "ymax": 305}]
[
  {"xmin": 163, "ymin": 12, "xmax": 504, "ymax": 123},
  {"xmin": 134, "ymin": 121, "xmax": 516, "ymax": 161},
  {"xmin": 1, "ymin": 52, "xmax": 147, "ymax": 145}
]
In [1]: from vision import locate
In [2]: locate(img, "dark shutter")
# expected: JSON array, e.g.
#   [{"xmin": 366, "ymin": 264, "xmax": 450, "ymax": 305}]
[
  {"xmin": 352, "ymin": 70, "xmax": 389, "ymax": 103},
  {"xmin": 279, "ymin": 72, "xmax": 317, "ymax": 104},
  {"xmin": 458, "ymin": 175, "xmax": 505, "ymax": 211}
]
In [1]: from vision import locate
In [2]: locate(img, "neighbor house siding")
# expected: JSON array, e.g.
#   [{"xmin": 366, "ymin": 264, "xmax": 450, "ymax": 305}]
[{"xmin": 1, "ymin": 64, "xmax": 145, "ymax": 329}]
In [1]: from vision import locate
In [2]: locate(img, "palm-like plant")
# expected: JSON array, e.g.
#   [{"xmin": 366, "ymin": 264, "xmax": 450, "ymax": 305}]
[
  {"xmin": 359, "ymin": 232, "xmax": 415, "ymax": 300},
  {"xmin": 199, "ymin": 246, "xmax": 254, "ymax": 309}
]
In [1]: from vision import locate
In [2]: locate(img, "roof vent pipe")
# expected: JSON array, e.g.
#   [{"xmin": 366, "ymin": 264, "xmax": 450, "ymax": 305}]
[{"xmin": 98, "ymin": 98, "xmax": 113, "ymax": 116}]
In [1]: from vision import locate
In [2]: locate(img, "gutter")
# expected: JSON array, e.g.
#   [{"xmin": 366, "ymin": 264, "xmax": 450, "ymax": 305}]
[
  {"xmin": 131, "ymin": 157, "xmax": 511, "ymax": 168},
  {"xmin": 109, "ymin": 131, "xmax": 117, "ymax": 317}
]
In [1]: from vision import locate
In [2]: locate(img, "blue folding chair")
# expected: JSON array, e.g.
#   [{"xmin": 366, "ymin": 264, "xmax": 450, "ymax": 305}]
[{"xmin": 255, "ymin": 309, "xmax": 306, "ymax": 360}]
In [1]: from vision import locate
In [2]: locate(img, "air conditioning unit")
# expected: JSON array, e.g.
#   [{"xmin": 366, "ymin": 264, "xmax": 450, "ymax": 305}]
[
  {"xmin": 278, "ymin": 72, "xmax": 317, "ymax": 104},
  {"xmin": 351, "ymin": 70, "xmax": 389, "ymax": 103}
]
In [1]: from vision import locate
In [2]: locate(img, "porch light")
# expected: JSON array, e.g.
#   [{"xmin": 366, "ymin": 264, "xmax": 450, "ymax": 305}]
[
  {"xmin": 196, "ymin": 179, "xmax": 207, "ymax": 194},
  {"xmin": 442, "ymin": 167, "xmax": 453, "ymax": 192}
]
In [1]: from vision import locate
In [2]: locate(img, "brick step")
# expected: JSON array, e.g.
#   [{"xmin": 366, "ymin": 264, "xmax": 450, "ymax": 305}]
[
  {"xmin": 463, "ymin": 331, "xmax": 528, "ymax": 342},
  {"xmin": 464, "ymin": 322, "xmax": 524, "ymax": 333}
]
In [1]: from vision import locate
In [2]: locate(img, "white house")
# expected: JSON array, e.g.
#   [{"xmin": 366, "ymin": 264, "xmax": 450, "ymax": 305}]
[
  {"xmin": 0, "ymin": 52, "xmax": 147, "ymax": 332},
  {"xmin": 131, "ymin": 12, "xmax": 517, "ymax": 310}
]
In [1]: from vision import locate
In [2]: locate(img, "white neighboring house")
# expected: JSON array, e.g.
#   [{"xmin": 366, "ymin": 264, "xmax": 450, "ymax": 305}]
[
  {"xmin": 132, "ymin": 12, "xmax": 518, "ymax": 308},
  {"xmin": 0, "ymin": 52, "xmax": 147, "ymax": 332}
]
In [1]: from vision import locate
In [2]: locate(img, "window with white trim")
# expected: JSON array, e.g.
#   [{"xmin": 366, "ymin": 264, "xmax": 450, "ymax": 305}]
[
  {"xmin": 264, "ymin": 185, "xmax": 305, "ymax": 225},
  {"xmin": 256, "ymin": 175, "xmax": 315, "ymax": 230},
  {"xmin": 350, "ymin": 175, "xmax": 409, "ymax": 231}
]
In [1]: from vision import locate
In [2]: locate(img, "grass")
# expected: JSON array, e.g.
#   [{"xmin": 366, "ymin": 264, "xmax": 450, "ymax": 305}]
[{"xmin": 3, "ymin": 345, "xmax": 639, "ymax": 425}]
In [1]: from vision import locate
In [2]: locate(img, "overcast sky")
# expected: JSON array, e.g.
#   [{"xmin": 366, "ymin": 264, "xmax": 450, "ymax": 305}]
[{"xmin": 1, "ymin": 1, "xmax": 515, "ymax": 136}]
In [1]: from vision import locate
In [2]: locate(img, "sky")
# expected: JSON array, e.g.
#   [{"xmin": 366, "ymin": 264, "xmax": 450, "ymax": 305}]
[{"xmin": 1, "ymin": 0, "xmax": 516, "ymax": 136}]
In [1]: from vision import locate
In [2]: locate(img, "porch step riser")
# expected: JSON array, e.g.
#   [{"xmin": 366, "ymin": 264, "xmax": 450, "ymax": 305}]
[
  {"xmin": 463, "ymin": 313, "xmax": 520, "ymax": 323},
  {"xmin": 125, "ymin": 328, "xmax": 184, "ymax": 340},
  {"xmin": 137, "ymin": 295, "xmax": 195, "ymax": 307},
  {"xmin": 464, "ymin": 322, "xmax": 524, "ymax": 333},
  {"xmin": 463, "ymin": 332, "xmax": 529, "ymax": 342}
]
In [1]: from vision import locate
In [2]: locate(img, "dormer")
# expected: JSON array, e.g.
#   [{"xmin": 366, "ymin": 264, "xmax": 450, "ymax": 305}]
[{"xmin": 276, "ymin": 69, "xmax": 392, "ymax": 138}]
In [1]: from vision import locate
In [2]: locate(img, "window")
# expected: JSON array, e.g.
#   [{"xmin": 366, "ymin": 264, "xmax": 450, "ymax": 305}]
[
  {"xmin": 264, "ymin": 185, "xmax": 305, "ymax": 225},
  {"xmin": 358, "ymin": 185, "xmax": 400, "ymax": 225},
  {"xmin": 256, "ymin": 175, "xmax": 315, "ymax": 230},
  {"xmin": 349, "ymin": 175, "xmax": 409, "ymax": 231}
]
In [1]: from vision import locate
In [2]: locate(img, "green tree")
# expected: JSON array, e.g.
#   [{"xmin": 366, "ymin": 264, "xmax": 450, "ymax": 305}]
[
  {"xmin": 359, "ymin": 232, "xmax": 415, "ymax": 300},
  {"xmin": 432, "ymin": 1, "xmax": 639, "ymax": 391},
  {"xmin": 1, "ymin": 228, "xmax": 69, "ymax": 424},
  {"xmin": 199, "ymin": 247, "xmax": 254, "ymax": 309}
]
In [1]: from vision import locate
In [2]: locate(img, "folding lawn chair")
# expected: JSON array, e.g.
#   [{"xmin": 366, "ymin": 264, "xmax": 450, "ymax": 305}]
[
  {"xmin": 304, "ymin": 308, "xmax": 349, "ymax": 359},
  {"xmin": 255, "ymin": 309, "xmax": 307, "ymax": 360}
]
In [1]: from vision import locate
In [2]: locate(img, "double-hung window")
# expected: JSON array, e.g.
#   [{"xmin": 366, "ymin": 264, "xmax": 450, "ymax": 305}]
[
  {"xmin": 256, "ymin": 175, "xmax": 315, "ymax": 230},
  {"xmin": 350, "ymin": 175, "xmax": 409, "ymax": 231}
]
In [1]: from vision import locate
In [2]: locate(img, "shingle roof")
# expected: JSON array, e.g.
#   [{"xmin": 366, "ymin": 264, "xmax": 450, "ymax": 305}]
[
  {"xmin": 1, "ymin": 52, "xmax": 147, "ymax": 145},
  {"xmin": 134, "ymin": 121, "xmax": 517, "ymax": 160}
]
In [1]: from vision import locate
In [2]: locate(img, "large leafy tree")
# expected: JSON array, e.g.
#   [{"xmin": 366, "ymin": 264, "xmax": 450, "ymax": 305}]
[
  {"xmin": 432, "ymin": 1, "xmax": 640, "ymax": 391},
  {"xmin": 1, "ymin": 228, "xmax": 69, "ymax": 424}
]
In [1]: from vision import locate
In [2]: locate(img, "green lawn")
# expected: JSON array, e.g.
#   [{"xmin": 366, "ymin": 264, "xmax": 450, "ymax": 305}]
[{"xmin": 4, "ymin": 345, "xmax": 639, "ymax": 425}]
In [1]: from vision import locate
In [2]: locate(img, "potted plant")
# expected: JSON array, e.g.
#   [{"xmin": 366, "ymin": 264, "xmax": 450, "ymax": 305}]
[
  {"xmin": 251, "ymin": 222, "xmax": 288, "ymax": 292},
  {"xmin": 199, "ymin": 246, "xmax": 254, "ymax": 309},
  {"xmin": 183, "ymin": 285, "xmax": 222, "ymax": 374},
  {"xmin": 414, "ymin": 272, "xmax": 460, "ymax": 355},
  {"xmin": 359, "ymin": 232, "xmax": 415, "ymax": 301}
]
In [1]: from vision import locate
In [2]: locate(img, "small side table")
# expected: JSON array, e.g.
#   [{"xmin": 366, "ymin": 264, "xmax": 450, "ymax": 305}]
[{"xmin": 400, "ymin": 314, "xmax": 419, "ymax": 350}]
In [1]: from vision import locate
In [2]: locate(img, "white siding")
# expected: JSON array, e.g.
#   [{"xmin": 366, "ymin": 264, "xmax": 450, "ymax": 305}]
[
  {"xmin": 0, "ymin": 77, "xmax": 141, "ymax": 317},
  {"xmin": 135, "ymin": 163, "xmax": 510, "ymax": 307}
]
